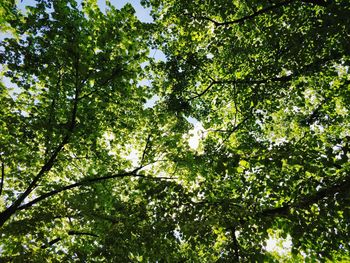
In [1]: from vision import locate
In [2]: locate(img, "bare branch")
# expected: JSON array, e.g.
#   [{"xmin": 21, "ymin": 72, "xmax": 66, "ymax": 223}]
[{"xmin": 219, "ymin": 0, "xmax": 294, "ymax": 26}]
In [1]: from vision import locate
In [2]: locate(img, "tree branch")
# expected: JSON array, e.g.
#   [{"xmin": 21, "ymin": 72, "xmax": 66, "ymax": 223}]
[
  {"xmin": 187, "ymin": 51, "xmax": 344, "ymax": 102},
  {"xmin": 184, "ymin": 14, "xmax": 221, "ymax": 26},
  {"xmin": 219, "ymin": 0, "xmax": 294, "ymax": 26},
  {"xmin": 41, "ymin": 237, "xmax": 61, "ymax": 249},
  {"xmin": 187, "ymin": 0, "xmax": 294, "ymax": 27},
  {"xmin": 187, "ymin": 75, "xmax": 293, "ymax": 101},
  {"xmin": 41, "ymin": 230, "xmax": 98, "ymax": 249},
  {"xmin": 141, "ymin": 134, "xmax": 152, "ymax": 165},
  {"xmin": 302, "ymin": 97, "xmax": 330, "ymax": 125},
  {"xmin": 187, "ymin": 0, "xmax": 328, "ymax": 27},
  {"xmin": 261, "ymin": 174, "xmax": 350, "ymax": 217},
  {"xmin": 44, "ymin": 68, "xmax": 62, "ymax": 158},
  {"xmin": 0, "ymin": 162, "xmax": 4, "ymax": 196},
  {"xmin": 188, "ymin": 81, "xmax": 217, "ymax": 101},
  {"xmin": 18, "ymin": 169, "xmax": 141, "ymax": 211},
  {"xmin": 221, "ymin": 116, "xmax": 250, "ymax": 145},
  {"xmin": 78, "ymin": 66, "xmax": 122, "ymax": 100},
  {"xmin": 17, "ymin": 166, "xmax": 176, "ymax": 211},
  {"xmin": 0, "ymin": 59, "xmax": 81, "ymax": 228},
  {"xmin": 230, "ymin": 226, "xmax": 240, "ymax": 261}
]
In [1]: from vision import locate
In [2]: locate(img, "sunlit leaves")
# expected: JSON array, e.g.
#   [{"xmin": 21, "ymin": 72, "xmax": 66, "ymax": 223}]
[
  {"xmin": 1, "ymin": 0, "xmax": 350, "ymax": 261},
  {"xmin": 144, "ymin": 0, "xmax": 350, "ymax": 261}
]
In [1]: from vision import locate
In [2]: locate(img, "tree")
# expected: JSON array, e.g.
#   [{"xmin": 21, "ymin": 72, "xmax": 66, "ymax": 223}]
[
  {"xmin": 0, "ymin": 0, "xmax": 179, "ymax": 261},
  {"xmin": 143, "ymin": 0, "xmax": 350, "ymax": 261},
  {"xmin": 0, "ymin": 0, "xmax": 350, "ymax": 261},
  {"xmin": 0, "ymin": 0, "xmax": 16, "ymax": 31}
]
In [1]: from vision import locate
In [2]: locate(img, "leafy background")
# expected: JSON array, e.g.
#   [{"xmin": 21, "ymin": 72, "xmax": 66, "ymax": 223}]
[{"xmin": 0, "ymin": 0, "xmax": 350, "ymax": 261}]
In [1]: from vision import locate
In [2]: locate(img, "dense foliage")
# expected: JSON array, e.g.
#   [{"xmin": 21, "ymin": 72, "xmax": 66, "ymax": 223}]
[{"xmin": 0, "ymin": 0, "xmax": 350, "ymax": 261}]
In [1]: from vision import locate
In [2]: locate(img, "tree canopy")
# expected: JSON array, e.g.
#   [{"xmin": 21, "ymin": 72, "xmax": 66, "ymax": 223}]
[{"xmin": 0, "ymin": 0, "xmax": 350, "ymax": 261}]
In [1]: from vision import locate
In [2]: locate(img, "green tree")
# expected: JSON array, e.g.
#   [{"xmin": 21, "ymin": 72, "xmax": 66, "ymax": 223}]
[
  {"xmin": 0, "ymin": 0, "xmax": 184, "ymax": 261},
  {"xmin": 1, "ymin": 0, "xmax": 350, "ymax": 261},
  {"xmin": 0, "ymin": 0, "xmax": 16, "ymax": 31},
  {"xmin": 143, "ymin": 0, "xmax": 350, "ymax": 261}
]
